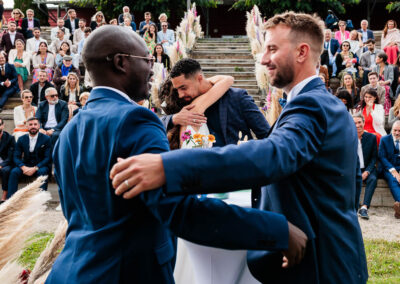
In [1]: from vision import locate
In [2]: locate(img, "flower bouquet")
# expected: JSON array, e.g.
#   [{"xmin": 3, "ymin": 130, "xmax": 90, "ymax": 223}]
[{"xmin": 181, "ymin": 130, "xmax": 216, "ymax": 149}]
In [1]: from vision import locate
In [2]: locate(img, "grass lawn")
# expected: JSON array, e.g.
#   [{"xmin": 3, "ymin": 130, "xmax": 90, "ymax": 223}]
[{"xmin": 17, "ymin": 234, "xmax": 400, "ymax": 282}]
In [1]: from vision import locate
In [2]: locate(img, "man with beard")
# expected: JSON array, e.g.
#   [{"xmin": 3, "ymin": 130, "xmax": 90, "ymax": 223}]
[
  {"xmin": 7, "ymin": 117, "xmax": 51, "ymax": 198},
  {"xmin": 111, "ymin": 12, "xmax": 368, "ymax": 284},
  {"xmin": 46, "ymin": 25, "xmax": 307, "ymax": 284},
  {"xmin": 359, "ymin": 39, "xmax": 382, "ymax": 85}
]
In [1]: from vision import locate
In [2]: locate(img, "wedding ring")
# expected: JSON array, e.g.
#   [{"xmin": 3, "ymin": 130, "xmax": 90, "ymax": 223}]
[
  {"xmin": 193, "ymin": 119, "xmax": 197, "ymax": 123},
  {"xmin": 124, "ymin": 180, "xmax": 130, "ymax": 188}
]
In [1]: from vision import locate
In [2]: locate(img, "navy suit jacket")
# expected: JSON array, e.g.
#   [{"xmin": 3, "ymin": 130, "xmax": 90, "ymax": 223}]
[
  {"xmin": 0, "ymin": 63, "xmax": 19, "ymax": 90},
  {"xmin": 161, "ymin": 78, "xmax": 368, "ymax": 284},
  {"xmin": 379, "ymin": 134, "xmax": 400, "ymax": 172},
  {"xmin": 46, "ymin": 88, "xmax": 289, "ymax": 284},
  {"xmin": 161, "ymin": 88, "xmax": 270, "ymax": 146},
  {"xmin": 0, "ymin": 131, "xmax": 15, "ymax": 167},
  {"xmin": 13, "ymin": 132, "xmax": 51, "ymax": 168},
  {"xmin": 357, "ymin": 29, "xmax": 374, "ymax": 41},
  {"xmin": 36, "ymin": 100, "xmax": 69, "ymax": 132},
  {"xmin": 324, "ymin": 38, "xmax": 340, "ymax": 55},
  {"xmin": 21, "ymin": 18, "xmax": 40, "ymax": 38},
  {"xmin": 361, "ymin": 131, "xmax": 377, "ymax": 173}
]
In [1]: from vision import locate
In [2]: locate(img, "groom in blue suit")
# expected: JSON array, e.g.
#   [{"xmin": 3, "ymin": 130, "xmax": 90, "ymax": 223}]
[
  {"xmin": 112, "ymin": 12, "xmax": 368, "ymax": 284},
  {"xmin": 47, "ymin": 26, "xmax": 307, "ymax": 284}
]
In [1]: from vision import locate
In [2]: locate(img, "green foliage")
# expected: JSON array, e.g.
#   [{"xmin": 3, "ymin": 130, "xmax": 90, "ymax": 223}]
[
  {"xmin": 386, "ymin": 2, "xmax": 400, "ymax": 12},
  {"xmin": 13, "ymin": 0, "xmax": 49, "ymax": 25},
  {"xmin": 231, "ymin": 0, "xmax": 361, "ymax": 18},
  {"xmin": 19, "ymin": 232, "xmax": 54, "ymax": 270}
]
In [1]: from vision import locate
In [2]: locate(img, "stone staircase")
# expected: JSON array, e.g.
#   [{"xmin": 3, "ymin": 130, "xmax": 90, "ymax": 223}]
[{"xmin": 191, "ymin": 38, "xmax": 262, "ymax": 106}]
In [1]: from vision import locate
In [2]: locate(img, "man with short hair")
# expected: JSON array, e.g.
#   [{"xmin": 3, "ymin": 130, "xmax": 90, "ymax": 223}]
[
  {"xmin": 0, "ymin": 52, "xmax": 19, "ymax": 112},
  {"xmin": 139, "ymin": 12, "xmax": 154, "ymax": 36},
  {"xmin": 26, "ymin": 27, "xmax": 47, "ymax": 55},
  {"xmin": 379, "ymin": 120, "xmax": 400, "ymax": 219},
  {"xmin": 358, "ymin": 20, "xmax": 374, "ymax": 44},
  {"xmin": 7, "ymin": 117, "xmax": 51, "ymax": 198},
  {"xmin": 30, "ymin": 70, "xmax": 55, "ymax": 105},
  {"xmin": 21, "ymin": 9, "xmax": 40, "ymax": 39},
  {"xmin": 0, "ymin": 117, "xmax": 15, "ymax": 203},
  {"xmin": 73, "ymin": 18, "xmax": 86, "ymax": 46},
  {"xmin": 36, "ymin": 87, "xmax": 68, "ymax": 147},
  {"xmin": 320, "ymin": 29, "xmax": 339, "ymax": 77},
  {"xmin": 111, "ymin": 12, "xmax": 369, "ymax": 283},
  {"xmin": 50, "ymin": 18, "xmax": 70, "ymax": 41},
  {"xmin": 49, "ymin": 28, "xmax": 73, "ymax": 54},
  {"xmin": 353, "ymin": 114, "xmax": 377, "ymax": 220},
  {"xmin": 118, "ymin": 6, "xmax": 134, "ymax": 24},
  {"xmin": 0, "ymin": 21, "xmax": 25, "ymax": 59},
  {"xmin": 64, "ymin": 9, "xmax": 79, "ymax": 41},
  {"xmin": 360, "ymin": 72, "xmax": 385, "ymax": 103},
  {"xmin": 53, "ymin": 56, "xmax": 81, "ymax": 91},
  {"xmin": 359, "ymin": 39, "xmax": 382, "ymax": 85},
  {"xmin": 77, "ymin": 27, "xmax": 91, "ymax": 61},
  {"xmin": 157, "ymin": 22, "xmax": 174, "ymax": 52}
]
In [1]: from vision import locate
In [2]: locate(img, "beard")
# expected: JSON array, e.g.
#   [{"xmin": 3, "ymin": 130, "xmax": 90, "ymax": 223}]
[
  {"xmin": 269, "ymin": 60, "xmax": 295, "ymax": 89},
  {"xmin": 29, "ymin": 128, "xmax": 38, "ymax": 135}
]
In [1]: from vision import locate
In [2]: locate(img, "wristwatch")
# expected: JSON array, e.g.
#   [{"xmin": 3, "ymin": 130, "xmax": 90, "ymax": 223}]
[{"xmin": 35, "ymin": 166, "xmax": 39, "ymax": 171}]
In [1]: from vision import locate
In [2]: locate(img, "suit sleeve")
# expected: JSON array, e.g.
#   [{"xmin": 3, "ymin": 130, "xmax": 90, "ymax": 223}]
[
  {"xmin": 161, "ymin": 94, "xmax": 326, "ymax": 194},
  {"xmin": 365, "ymin": 136, "xmax": 377, "ymax": 174},
  {"xmin": 379, "ymin": 138, "xmax": 395, "ymax": 172},
  {"xmin": 55, "ymin": 102, "xmax": 69, "ymax": 131},
  {"xmin": 239, "ymin": 91, "xmax": 270, "ymax": 139},
  {"xmin": 9, "ymin": 65, "xmax": 19, "ymax": 85},
  {"xmin": 36, "ymin": 104, "xmax": 44, "ymax": 127},
  {"xmin": 159, "ymin": 114, "xmax": 174, "ymax": 131},
  {"xmin": 1, "ymin": 135, "xmax": 15, "ymax": 167},
  {"xmin": 117, "ymin": 107, "xmax": 289, "ymax": 251},
  {"xmin": 37, "ymin": 136, "xmax": 52, "ymax": 168},
  {"xmin": 13, "ymin": 138, "xmax": 24, "ymax": 167}
]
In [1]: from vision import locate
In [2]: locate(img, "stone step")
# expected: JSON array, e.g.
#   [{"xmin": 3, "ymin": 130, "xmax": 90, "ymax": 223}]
[
  {"xmin": 204, "ymin": 72, "xmax": 255, "ymax": 80},
  {"xmin": 233, "ymin": 80, "xmax": 258, "ymax": 86},
  {"xmin": 203, "ymin": 66, "xmax": 254, "ymax": 72},
  {"xmin": 195, "ymin": 43, "xmax": 250, "ymax": 48},
  {"xmin": 197, "ymin": 38, "xmax": 248, "ymax": 43},
  {"xmin": 192, "ymin": 52, "xmax": 253, "ymax": 60},
  {"xmin": 194, "ymin": 48, "xmax": 250, "ymax": 53}
]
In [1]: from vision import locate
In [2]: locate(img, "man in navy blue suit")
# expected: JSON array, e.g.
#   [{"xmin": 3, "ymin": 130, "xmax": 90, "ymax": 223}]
[
  {"xmin": 353, "ymin": 113, "xmax": 377, "ymax": 219},
  {"xmin": 7, "ymin": 117, "xmax": 51, "ymax": 198},
  {"xmin": 358, "ymin": 20, "xmax": 374, "ymax": 44},
  {"xmin": 0, "ymin": 52, "xmax": 19, "ymax": 112},
  {"xmin": 378, "ymin": 120, "xmax": 400, "ymax": 219},
  {"xmin": 46, "ymin": 25, "xmax": 307, "ymax": 284},
  {"xmin": 321, "ymin": 28, "xmax": 340, "ymax": 77},
  {"xmin": 112, "ymin": 12, "xmax": 368, "ymax": 284}
]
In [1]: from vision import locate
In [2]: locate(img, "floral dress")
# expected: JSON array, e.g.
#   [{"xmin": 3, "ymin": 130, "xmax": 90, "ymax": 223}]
[
  {"xmin": 143, "ymin": 31, "xmax": 156, "ymax": 54},
  {"xmin": 32, "ymin": 55, "xmax": 53, "ymax": 83}
]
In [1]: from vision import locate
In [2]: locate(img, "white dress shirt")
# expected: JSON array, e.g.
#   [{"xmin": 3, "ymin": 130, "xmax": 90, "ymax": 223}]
[
  {"xmin": 9, "ymin": 31, "xmax": 16, "ymax": 45},
  {"xmin": 357, "ymin": 138, "xmax": 365, "ymax": 169},
  {"xmin": 45, "ymin": 104, "xmax": 57, "ymax": 128},
  {"xmin": 29, "ymin": 133, "xmax": 39, "ymax": 152},
  {"xmin": 286, "ymin": 75, "xmax": 319, "ymax": 102}
]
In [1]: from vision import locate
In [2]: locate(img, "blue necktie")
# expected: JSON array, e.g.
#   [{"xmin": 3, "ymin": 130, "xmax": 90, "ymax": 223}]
[{"xmin": 396, "ymin": 140, "xmax": 399, "ymax": 152}]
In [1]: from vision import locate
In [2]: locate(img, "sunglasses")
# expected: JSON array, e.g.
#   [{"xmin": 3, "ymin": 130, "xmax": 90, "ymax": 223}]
[
  {"xmin": 342, "ymin": 44, "xmax": 350, "ymax": 47},
  {"xmin": 24, "ymin": 96, "xmax": 33, "ymax": 99},
  {"xmin": 49, "ymin": 94, "xmax": 58, "ymax": 98}
]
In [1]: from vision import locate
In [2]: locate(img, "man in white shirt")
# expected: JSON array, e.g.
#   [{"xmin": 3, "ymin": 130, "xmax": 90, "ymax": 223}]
[
  {"xmin": 50, "ymin": 18, "xmax": 70, "ymax": 42},
  {"xmin": 36, "ymin": 87, "xmax": 69, "ymax": 147},
  {"xmin": 77, "ymin": 27, "xmax": 92, "ymax": 63},
  {"xmin": 26, "ymin": 27, "xmax": 47, "ymax": 55},
  {"xmin": 157, "ymin": 23, "xmax": 174, "ymax": 53},
  {"xmin": 49, "ymin": 28, "xmax": 73, "ymax": 54},
  {"xmin": 73, "ymin": 19, "xmax": 86, "ymax": 46},
  {"xmin": 7, "ymin": 117, "xmax": 51, "ymax": 198},
  {"xmin": 360, "ymin": 72, "xmax": 385, "ymax": 103},
  {"xmin": 0, "ymin": 21, "xmax": 25, "ymax": 59}
]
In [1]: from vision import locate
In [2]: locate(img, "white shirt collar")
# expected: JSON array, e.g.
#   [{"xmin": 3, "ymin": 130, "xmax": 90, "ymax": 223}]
[
  {"xmin": 286, "ymin": 75, "xmax": 319, "ymax": 102},
  {"xmin": 93, "ymin": 86, "xmax": 136, "ymax": 104},
  {"xmin": 29, "ymin": 133, "xmax": 39, "ymax": 140}
]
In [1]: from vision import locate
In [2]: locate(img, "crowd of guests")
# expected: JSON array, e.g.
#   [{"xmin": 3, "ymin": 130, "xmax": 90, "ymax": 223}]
[{"xmin": 320, "ymin": 19, "xmax": 400, "ymax": 220}]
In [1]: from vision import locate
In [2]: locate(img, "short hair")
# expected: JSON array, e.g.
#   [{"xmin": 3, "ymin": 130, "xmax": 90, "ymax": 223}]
[
  {"xmin": 170, "ymin": 58, "xmax": 202, "ymax": 78},
  {"xmin": 79, "ymin": 18, "xmax": 86, "ymax": 23},
  {"xmin": 38, "ymin": 69, "xmax": 47, "ymax": 76},
  {"xmin": 26, "ymin": 9, "xmax": 34, "ymax": 14},
  {"xmin": 58, "ymin": 17, "xmax": 64, "ymax": 21},
  {"xmin": 365, "ymin": 39, "xmax": 375, "ymax": 45},
  {"xmin": 159, "ymin": 13, "xmax": 168, "ymax": 20},
  {"xmin": 123, "ymin": 13, "xmax": 132, "ymax": 21},
  {"xmin": 84, "ymin": 27, "xmax": 92, "ymax": 33},
  {"xmin": 393, "ymin": 120, "xmax": 400, "ymax": 129},
  {"xmin": 8, "ymin": 21, "xmax": 16, "ymax": 26},
  {"xmin": 368, "ymin": 71, "xmax": 378, "ymax": 78},
  {"xmin": 361, "ymin": 19, "xmax": 368, "ymax": 24},
  {"xmin": 58, "ymin": 28, "xmax": 65, "ymax": 34},
  {"xmin": 20, "ymin": 89, "xmax": 32, "ymax": 99},
  {"xmin": 264, "ymin": 12, "xmax": 325, "ymax": 62},
  {"xmin": 144, "ymin": 12, "xmax": 151, "ymax": 16},
  {"xmin": 352, "ymin": 113, "xmax": 364, "ymax": 123},
  {"xmin": 324, "ymin": 29, "xmax": 332, "ymax": 34},
  {"xmin": 27, "ymin": 117, "xmax": 39, "ymax": 124},
  {"xmin": 79, "ymin": 92, "xmax": 90, "ymax": 101},
  {"xmin": 377, "ymin": 51, "xmax": 388, "ymax": 63},
  {"xmin": 338, "ymin": 20, "xmax": 346, "ymax": 26},
  {"xmin": 45, "ymin": 87, "xmax": 58, "ymax": 97},
  {"xmin": 33, "ymin": 27, "xmax": 41, "ymax": 32},
  {"xmin": 68, "ymin": 9, "xmax": 75, "ymax": 15}
]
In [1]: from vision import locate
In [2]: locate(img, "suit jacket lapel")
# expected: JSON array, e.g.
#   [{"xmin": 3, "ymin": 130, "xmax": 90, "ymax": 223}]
[
  {"xmin": 218, "ymin": 94, "xmax": 228, "ymax": 143},
  {"xmin": 34, "ymin": 133, "xmax": 43, "ymax": 152}
]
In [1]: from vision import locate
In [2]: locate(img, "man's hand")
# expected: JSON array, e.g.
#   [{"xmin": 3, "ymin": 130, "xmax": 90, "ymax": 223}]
[
  {"xmin": 4, "ymin": 79, "xmax": 11, "ymax": 88},
  {"xmin": 46, "ymin": 129, "xmax": 54, "ymax": 136},
  {"xmin": 22, "ymin": 166, "xmax": 37, "ymax": 176},
  {"xmin": 110, "ymin": 154, "xmax": 166, "ymax": 199},
  {"xmin": 39, "ymin": 129, "xmax": 47, "ymax": 135},
  {"xmin": 362, "ymin": 171, "xmax": 369, "ymax": 181},
  {"xmin": 172, "ymin": 105, "xmax": 207, "ymax": 127},
  {"xmin": 282, "ymin": 222, "xmax": 308, "ymax": 268}
]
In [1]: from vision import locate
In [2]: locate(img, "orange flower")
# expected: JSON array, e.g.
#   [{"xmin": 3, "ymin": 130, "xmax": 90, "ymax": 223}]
[
  {"xmin": 193, "ymin": 133, "xmax": 202, "ymax": 140},
  {"xmin": 208, "ymin": 134, "xmax": 216, "ymax": 143},
  {"xmin": 195, "ymin": 139, "xmax": 203, "ymax": 144}
]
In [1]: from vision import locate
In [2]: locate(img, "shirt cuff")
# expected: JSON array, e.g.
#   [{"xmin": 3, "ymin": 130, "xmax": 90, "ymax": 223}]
[{"xmin": 389, "ymin": 168, "xmax": 396, "ymax": 173}]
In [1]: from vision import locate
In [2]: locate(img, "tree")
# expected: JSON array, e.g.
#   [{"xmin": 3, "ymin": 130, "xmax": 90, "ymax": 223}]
[
  {"xmin": 231, "ymin": 0, "xmax": 361, "ymax": 18},
  {"xmin": 14, "ymin": 0, "xmax": 49, "ymax": 25},
  {"xmin": 386, "ymin": 2, "xmax": 400, "ymax": 12}
]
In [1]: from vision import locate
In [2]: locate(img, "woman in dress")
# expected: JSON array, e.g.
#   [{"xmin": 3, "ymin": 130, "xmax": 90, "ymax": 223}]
[
  {"xmin": 9, "ymin": 8, "xmax": 23, "ymax": 31},
  {"xmin": 8, "ymin": 39, "xmax": 30, "ymax": 91},
  {"xmin": 90, "ymin": 11, "xmax": 106, "ymax": 31},
  {"xmin": 381, "ymin": 20, "xmax": 400, "ymax": 65},
  {"xmin": 144, "ymin": 24, "xmax": 157, "ymax": 54},
  {"xmin": 334, "ymin": 20, "xmax": 350, "ymax": 45},
  {"xmin": 60, "ymin": 72, "xmax": 82, "ymax": 120},
  {"xmin": 32, "ymin": 42, "xmax": 55, "ymax": 83},
  {"xmin": 361, "ymin": 88, "xmax": 386, "ymax": 145},
  {"xmin": 55, "ymin": 41, "xmax": 78, "ymax": 68},
  {"xmin": 13, "ymin": 89, "xmax": 37, "ymax": 141},
  {"xmin": 336, "ymin": 89, "xmax": 354, "ymax": 112},
  {"xmin": 153, "ymin": 44, "xmax": 171, "ymax": 71},
  {"xmin": 335, "ymin": 40, "xmax": 359, "ymax": 80},
  {"xmin": 348, "ymin": 30, "xmax": 363, "ymax": 58},
  {"xmin": 373, "ymin": 52, "xmax": 394, "ymax": 115},
  {"xmin": 336, "ymin": 73, "xmax": 360, "ymax": 107}
]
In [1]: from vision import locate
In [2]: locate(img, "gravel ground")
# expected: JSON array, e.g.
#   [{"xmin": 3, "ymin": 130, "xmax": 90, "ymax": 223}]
[{"xmin": 35, "ymin": 205, "xmax": 400, "ymax": 242}]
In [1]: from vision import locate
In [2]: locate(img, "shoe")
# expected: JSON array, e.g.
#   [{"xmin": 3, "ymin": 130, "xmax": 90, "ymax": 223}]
[
  {"xmin": 358, "ymin": 208, "xmax": 369, "ymax": 220},
  {"xmin": 394, "ymin": 202, "xmax": 400, "ymax": 219}
]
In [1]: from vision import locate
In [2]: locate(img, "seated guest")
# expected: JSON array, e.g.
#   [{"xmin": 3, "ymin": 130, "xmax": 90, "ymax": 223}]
[
  {"xmin": 336, "ymin": 89, "xmax": 353, "ymax": 112},
  {"xmin": 318, "ymin": 63, "xmax": 329, "ymax": 87},
  {"xmin": 60, "ymin": 72, "xmax": 82, "ymax": 119},
  {"xmin": 358, "ymin": 19, "xmax": 374, "ymax": 44},
  {"xmin": 122, "ymin": 14, "xmax": 136, "ymax": 31},
  {"xmin": 0, "ymin": 21, "xmax": 25, "ymax": 60},
  {"xmin": 157, "ymin": 13, "xmax": 171, "ymax": 31},
  {"xmin": 389, "ymin": 96, "xmax": 400, "ymax": 128},
  {"xmin": 50, "ymin": 18, "xmax": 70, "ymax": 42},
  {"xmin": 21, "ymin": 9, "xmax": 40, "ymax": 39},
  {"xmin": 73, "ymin": 19, "xmax": 86, "ymax": 46},
  {"xmin": 358, "ymin": 39, "xmax": 382, "ymax": 85},
  {"xmin": 32, "ymin": 42, "xmax": 55, "ymax": 83},
  {"xmin": 26, "ymin": 28, "xmax": 47, "ymax": 56},
  {"xmin": 372, "ymin": 52, "xmax": 394, "ymax": 108},
  {"xmin": 360, "ymin": 72, "xmax": 386, "ymax": 108},
  {"xmin": 318, "ymin": 74, "xmax": 332, "ymax": 94},
  {"xmin": 335, "ymin": 40, "xmax": 359, "ymax": 80},
  {"xmin": 381, "ymin": 20, "xmax": 400, "ymax": 65},
  {"xmin": 0, "ymin": 117, "xmax": 15, "ymax": 203},
  {"xmin": 144, "ymin": 24, "xmax": 157, "ymax": 53},
  {"xmin": 109, "ymin": 19, "xmax": 117, "ymax": 25},
  {"xmin": 53, "ymin": 56, "xmax": 81, "ymax": 92},
  {"xmin": 36, "ymin": 87, "xmax": 68, "ymax": 147},
  {"xmin": 118, "ymin": 6, "xmax": 135, "ymax": 24},
  {"xmin": 353, "ymin": 114, "xmax": 378, "ymax": 220},
  {"xmin": 30, "ymin": 70, "xmax": 55, "ymax": 106},
  {"xmin": 49, "ymin": 28, "xmax": 73, "ymax": 55},
  {"xmin": 13, "ymin": 89, "xmax": 37, "ymax": 141},
  {"xmin": 321, "ymin": 29, "xmax": 340, "ymax": 77},
  {"xmin": 90, "ymin": 11, "xmax": 106, "ymax": 31},
  {"xmin": 336, "ymin": 73, "xmax": 360, "ymax": 106},
  {"xmin": 139, "ymin": 12, "xmax": 155, "ymax": 37},
  {"xmin": 153, "ymin": 44, "xmax": 171, "ymax": 71},
  {"xmin": 8, "ymin": 39, "xmax": 30, "ymax": 91},
  {"xmin": 0, "ymin": 52, "xmax": 19, "ymax": 112},
  {"xmin": 378, "ymin": 120, "xmax": 400, "ymax": 219},
  {"xmin": 360, "ymin": 88, "xmax": 386, "ymax": 145},
  {"xmin": 335, "ymin": 20, "xmax": 350, "ymax": 44},
  {"xmin": 348, "ymin": 30, "xmax": 363, "ymax": 58},
  {"xmin": 7, "ymin": 117, "xmax": 51, "ymax": 199},
  {"xmin": 9, "ymin": 9, "xmax": 24, "ymax": 32},
  {"xmin": 157, "ymin": 22, "xmax": 174, "ymax": 53},
  {"xmin": 55, "ymin": 41, "xmax": 78, "ymax": 68},
  {"xmin": 64, "ymin": 9, "xmax": 79, "ymax": 42},
  {"xmin": 77, "ymin": 28, "xmax": 91, "ymax": 64},
  {"xmin": 72, "ymin": 91, "xmax": 89, "ymax": 116}
]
